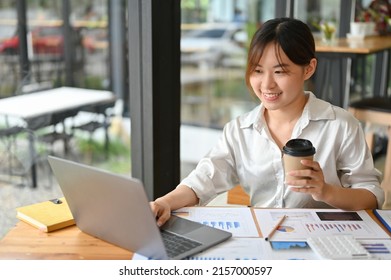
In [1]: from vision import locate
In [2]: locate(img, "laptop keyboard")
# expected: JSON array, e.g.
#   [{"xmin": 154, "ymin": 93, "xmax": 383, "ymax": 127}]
[{"xmin": 161, "ymin": 230, "xmax": 202, "ymax": 259}]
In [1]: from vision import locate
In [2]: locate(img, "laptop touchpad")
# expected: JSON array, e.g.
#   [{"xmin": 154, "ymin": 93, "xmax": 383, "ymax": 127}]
[{"xmin": 161, "ymin": 215, "xmax": 203, "ymax": 234}]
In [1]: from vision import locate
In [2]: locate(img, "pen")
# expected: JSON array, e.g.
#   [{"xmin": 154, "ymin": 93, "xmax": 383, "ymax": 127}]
[{"xmin": 264, "ymin": 215, "xmax": 287, "ymax": 241}]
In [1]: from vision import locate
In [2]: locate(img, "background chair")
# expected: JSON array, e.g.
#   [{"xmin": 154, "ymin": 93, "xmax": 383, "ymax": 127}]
[
  {"xmin": 348, "ymin": 96, "xmax": 391, "ymax": 209},
  {"xmin": 0, "ymin": 125, "xmax": 27, "ymax": 185},
  {"xmin": 72, "ymin": 101, "xmax": 116, "ymax": 159},
  {"xmin": 24, "ymin": 109, "xmax": 79, "ymax": 188},
  {"xmin": 40, "ymin": 110, "xmax": 79, "ymax": 156},
  {"xmin": 27, "ymin": 109, "xmax": 79, "ymax": 157}
]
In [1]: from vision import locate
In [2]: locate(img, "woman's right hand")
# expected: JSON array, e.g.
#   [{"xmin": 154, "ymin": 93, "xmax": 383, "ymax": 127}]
[
  {"xmin": 150, "ymin": 199, "xmax": 171, "ymax": 227},
  {"xmin": 149, "ymin": 185, "xmax": 199, "ymax": 227}
]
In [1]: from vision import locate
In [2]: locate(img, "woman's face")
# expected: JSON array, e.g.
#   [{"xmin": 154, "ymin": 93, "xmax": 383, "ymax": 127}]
[{"xmin": 249, "ymin": 43, "xmax": 316, "ymax": 112}]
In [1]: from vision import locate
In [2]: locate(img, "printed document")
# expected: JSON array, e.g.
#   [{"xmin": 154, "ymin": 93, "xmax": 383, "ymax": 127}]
[
  {"xmin": 173, "ymin": 206, "xmax": 259, "ymax": 237},
  {"xmin": 253, "ymin": 208, "xmax": 390, "ymax": 241}
]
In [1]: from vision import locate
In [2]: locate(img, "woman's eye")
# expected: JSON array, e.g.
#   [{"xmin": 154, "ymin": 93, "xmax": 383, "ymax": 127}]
[{"xmin": 275, "ymin": 70, "xmax": 287, "ymax": 75}]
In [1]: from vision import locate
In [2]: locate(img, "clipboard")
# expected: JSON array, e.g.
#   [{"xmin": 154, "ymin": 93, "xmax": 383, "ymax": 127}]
[{"xmin": 373, "ymin": 209, "xmax": 391, "ymax": 233}]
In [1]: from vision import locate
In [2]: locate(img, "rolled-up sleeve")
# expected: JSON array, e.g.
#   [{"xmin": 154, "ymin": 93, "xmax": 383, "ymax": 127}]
[
  {"xmin": 337, "ymin": 117, "xmax": 384, "ymax": 208},
  {"xmin": 180, "ymin": 124, "xmax": 239, "ymax": 205}
]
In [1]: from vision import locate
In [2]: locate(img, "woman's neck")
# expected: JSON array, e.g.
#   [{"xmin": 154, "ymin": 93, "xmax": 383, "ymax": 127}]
[
  {"xmin": 264, "ymin": 94, "xmax": 308, "ymax": 149},
  {"xmin": 265, "ymin": 94, "xmax": 307, "ymax": 124}
]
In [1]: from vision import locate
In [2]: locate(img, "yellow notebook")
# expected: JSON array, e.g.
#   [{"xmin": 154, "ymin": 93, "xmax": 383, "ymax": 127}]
[{"xmin": 16, "ymin": 197, "xmax": 75, "ymax": 232}]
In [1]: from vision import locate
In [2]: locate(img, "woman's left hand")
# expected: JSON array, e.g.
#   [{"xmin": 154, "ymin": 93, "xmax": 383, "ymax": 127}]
[{"xmin": 285, "ymin": 159, "xmax": 329, "ymax": 201}]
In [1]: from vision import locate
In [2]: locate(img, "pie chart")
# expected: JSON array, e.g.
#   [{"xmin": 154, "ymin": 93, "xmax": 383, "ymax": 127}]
[{"xmin": 277, "ymin": 225, "xmax": 295, "ymax": 232}]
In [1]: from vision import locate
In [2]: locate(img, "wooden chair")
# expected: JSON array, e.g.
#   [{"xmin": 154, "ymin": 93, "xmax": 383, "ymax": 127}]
[
  {"xmin": 227, "ymin": 185, "xmax": 250, "ymax": 206},
  {"xmin": 384, "ymin": 190, "xmax": 391, "ymax": 209},
  {"xmin": 348, "ymin": 96, "xmax": 391, "ymax": 209}
]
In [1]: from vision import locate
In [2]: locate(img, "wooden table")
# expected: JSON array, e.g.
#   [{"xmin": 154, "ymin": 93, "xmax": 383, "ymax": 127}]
[
  {"xmin": 0, "ymin": 87, "xmax": 115, "ymax": 188},
  {"xmin": 0, "ymin": 209, "xmax": 389, "ymax": 260},
  {"xmin": 315, "ymin": 35, "xmax": 391, "ymax": 108},
  {"xmin": 0, "ymin": 222, "xmax": 132, "ymax": 260}
]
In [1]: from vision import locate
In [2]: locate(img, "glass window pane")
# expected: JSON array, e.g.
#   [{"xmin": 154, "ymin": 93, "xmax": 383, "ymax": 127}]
[
  {"xmin": 294, "ymin": 0, "xmax": 341, "ymax": 37},
  {"xmin": 180, "ymin": 0, "xmax": 275, "ymax": 178},
  {"xmin": 0, "ymin": 0, "xmax": 130, "ymax": 183}
]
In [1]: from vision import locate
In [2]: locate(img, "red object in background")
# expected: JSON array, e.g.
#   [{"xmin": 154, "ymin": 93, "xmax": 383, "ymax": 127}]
[
  {"xmin": 31, "ymin": 26, "xmax": 63, "ymax": 54},
  {"xmin": 0, "ymin": 33, "xmax": 19, "ymax": 54},
  {"xmin": 0, "ymin": 26, "xmax": 63, "ymax": 55}
]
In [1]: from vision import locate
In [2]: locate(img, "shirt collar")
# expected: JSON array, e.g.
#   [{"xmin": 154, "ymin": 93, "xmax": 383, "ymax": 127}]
[
  {"xmin": 304, "ymin": 91, "xmax": 336, "ymax": 121},
  {"xmin": 239, "ymin": 91, "xmax": 336, "ymax": 131}
]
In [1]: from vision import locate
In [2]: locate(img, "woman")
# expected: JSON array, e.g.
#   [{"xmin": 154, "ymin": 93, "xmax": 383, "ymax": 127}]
[{"xmin": 151, "ymin": 17, "xmax": 384, "ymax": 226}]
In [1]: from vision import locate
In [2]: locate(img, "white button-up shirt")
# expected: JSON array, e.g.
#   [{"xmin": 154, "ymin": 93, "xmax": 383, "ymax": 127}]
[{"xmin": 180, "ymin": 92, "xmax": 384, "ymax": 208}]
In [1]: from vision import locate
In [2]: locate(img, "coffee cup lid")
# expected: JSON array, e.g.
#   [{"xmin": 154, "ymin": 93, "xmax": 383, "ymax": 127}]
[{"xmin": 282, "ymin": 139, "xmax": 316, "ymax": 157}]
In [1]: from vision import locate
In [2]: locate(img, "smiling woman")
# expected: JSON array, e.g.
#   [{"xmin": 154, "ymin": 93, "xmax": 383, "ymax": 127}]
[{"xmin": 151, "ymin": 18, "xmax": 385, "ymax": 228}]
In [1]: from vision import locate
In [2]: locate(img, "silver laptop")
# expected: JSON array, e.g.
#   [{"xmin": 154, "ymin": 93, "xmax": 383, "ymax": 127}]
[{"xmin": 47, "ymin": 156, "xmax": 232, "ymax": 260}]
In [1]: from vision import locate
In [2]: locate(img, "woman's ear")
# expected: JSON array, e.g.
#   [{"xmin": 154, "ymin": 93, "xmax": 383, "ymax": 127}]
[{"xmin": 304, "ymin": 58, "xmax": 317, "ymax": 80}]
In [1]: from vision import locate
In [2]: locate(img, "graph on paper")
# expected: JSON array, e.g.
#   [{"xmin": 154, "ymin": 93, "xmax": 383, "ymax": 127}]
[
  {"xmin": 202, "ymin": 220, "xmax": 241, "ymax": 231},
  {"xmin": 174, "ymin": 207, "xmax": 259, "ymax": 237},
  {"xmin": 303, "ymin": 222, "xmax": 369, "ymax": 234},
  {"xmin": 360, "ymin": 240, "xmax": 391, "ymax": 259},
  {"xmin": 253, "ymin": 208, "xmax": 390, "ymax": 240}
]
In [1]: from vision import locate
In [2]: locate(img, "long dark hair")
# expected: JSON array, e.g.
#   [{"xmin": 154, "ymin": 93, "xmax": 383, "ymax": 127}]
[{"xmin": 245, "ymin": 18, "xmax": 316, "ymax": 91}]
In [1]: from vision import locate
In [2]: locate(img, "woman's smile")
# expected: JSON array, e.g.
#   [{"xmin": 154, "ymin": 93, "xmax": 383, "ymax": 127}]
[{"xmin": 262, "ymin": 91, "xmax": 282, "ymax": 102}]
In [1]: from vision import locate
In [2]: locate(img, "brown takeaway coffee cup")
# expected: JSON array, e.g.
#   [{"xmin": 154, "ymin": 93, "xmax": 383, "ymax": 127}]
[{"xmin": 282, "ymin": 139, "xmax": 316, "ymax": 183}]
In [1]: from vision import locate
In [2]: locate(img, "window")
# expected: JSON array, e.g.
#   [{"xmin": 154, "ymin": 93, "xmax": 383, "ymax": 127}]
[{"xmin": 180, "ymin": 0, "xmax": 276, "ymax": 178}]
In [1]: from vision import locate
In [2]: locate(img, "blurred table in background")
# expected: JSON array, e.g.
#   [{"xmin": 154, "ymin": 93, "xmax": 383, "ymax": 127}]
[
  {"xmin": 315, "ymin": 35, "xmax": 391, "ymax": 108},
  {"xmin": 0, "ymin": 87, "xmax": 115, "ymax": 188}
]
